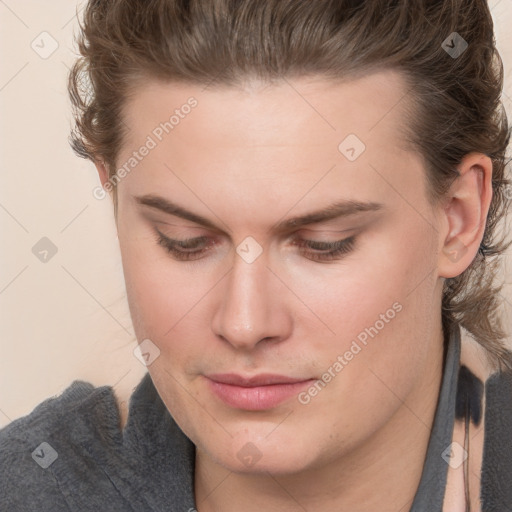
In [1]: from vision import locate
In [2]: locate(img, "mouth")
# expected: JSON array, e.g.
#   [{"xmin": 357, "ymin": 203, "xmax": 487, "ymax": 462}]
[{"xmin": 204, "ymin": 373, "xmax": 317, "ymax": 411}]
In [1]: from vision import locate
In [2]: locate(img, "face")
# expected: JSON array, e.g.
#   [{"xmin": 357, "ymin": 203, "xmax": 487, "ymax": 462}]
[{"xmin": 113, "ymin": 70, "xmax": 445, "ymax": 475}]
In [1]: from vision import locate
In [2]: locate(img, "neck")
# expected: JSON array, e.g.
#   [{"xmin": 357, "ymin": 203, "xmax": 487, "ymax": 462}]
[{"xmin": 194, "ymin": 329, "xmax": 445, "ymax": 512}]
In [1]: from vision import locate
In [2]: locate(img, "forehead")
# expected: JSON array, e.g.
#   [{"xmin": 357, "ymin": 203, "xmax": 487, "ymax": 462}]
[
  {"xmin": 120, "ymin": 69, "xmax": 414, "ymax": 154},
  {"xmin": 115, "ymin": 70, "xmax": 426, "ymax": 225}
]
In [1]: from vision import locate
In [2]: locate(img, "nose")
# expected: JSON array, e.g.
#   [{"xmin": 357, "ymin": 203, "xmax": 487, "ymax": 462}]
[{"xmin": 211, "ymin": 246, "xmax": 292, "ymax": 351}]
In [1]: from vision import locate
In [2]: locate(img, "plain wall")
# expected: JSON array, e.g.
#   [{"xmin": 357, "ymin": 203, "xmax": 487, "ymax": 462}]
[{"xmin": 1, "ymin": 0, "xmax": 512, "ymax": 426}]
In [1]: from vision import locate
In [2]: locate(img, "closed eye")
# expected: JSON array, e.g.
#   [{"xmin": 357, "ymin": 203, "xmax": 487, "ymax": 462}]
[{"xmin": 154, "ymin": 229, "xmax": 357, "ymax": 263}]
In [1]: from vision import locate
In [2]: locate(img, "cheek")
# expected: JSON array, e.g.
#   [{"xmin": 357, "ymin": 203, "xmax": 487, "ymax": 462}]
[
  {"xmin": 119, "ymin": 227, "xmax": 199, "ymax": 343},
  {"xmin": 290, "ymin": 228, "xmax": 432, "ymax": 346},
  {"xmin": 295, "ymin": 224, "xmax": 437, "ymax": 390}
]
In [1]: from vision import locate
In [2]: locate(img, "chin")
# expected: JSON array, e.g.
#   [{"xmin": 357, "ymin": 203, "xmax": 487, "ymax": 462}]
[
  {"xmin": 218, "ymin": 448, "xmax": 312, "ymax": 476},
  {"xmin": 198, "ymin": 428, "xmax": 323, "ymax": 476}
]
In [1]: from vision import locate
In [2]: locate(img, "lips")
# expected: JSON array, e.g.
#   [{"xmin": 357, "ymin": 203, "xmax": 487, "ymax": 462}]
[
  {"xmin": 207, "ymin": 373, "xmax": 311, "ymax": 386},
  {"xmin": 205, "ymin": 373, "xmax": 316, "ymax": 410}
]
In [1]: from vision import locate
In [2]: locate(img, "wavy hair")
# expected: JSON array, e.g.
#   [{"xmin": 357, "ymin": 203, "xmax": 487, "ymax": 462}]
[{"xmin": 67, "ymin": 0, "xmax": 512, "ymax": 371}]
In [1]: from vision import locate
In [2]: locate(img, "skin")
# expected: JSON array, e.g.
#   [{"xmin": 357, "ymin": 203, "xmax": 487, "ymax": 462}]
[{"xmin": 95, "ymin": 69, "xmax": 492, "ymax": 512}]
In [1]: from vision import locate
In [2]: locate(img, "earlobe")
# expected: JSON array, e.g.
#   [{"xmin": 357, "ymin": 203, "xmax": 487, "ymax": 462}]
[{"xmin": 438, "ymin": 153, "xmax": 492, "ymax": 279}]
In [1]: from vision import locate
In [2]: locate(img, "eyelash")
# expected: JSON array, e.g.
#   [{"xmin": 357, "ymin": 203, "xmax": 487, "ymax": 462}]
[{"xmin": 154, "ymin": 230, "xmax": 357, "ymax": 262}]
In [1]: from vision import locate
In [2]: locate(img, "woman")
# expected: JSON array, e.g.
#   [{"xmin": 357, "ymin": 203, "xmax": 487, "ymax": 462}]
[{"xmin": 1, "ymin": 0, "xmax": 512, "ymax": 510}]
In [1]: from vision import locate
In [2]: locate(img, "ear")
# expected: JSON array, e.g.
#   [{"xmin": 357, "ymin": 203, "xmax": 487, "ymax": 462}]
[
  {"xmin": 94, "ymin": 159, "xmax": 110, "ymax": 188},
  {"xmin": 92, "ymin": 159, "xmax": 116, "ymax": 204},
  {"xmin": 438, "ymin": 152, "xmax": 493, "ymax": 278}
]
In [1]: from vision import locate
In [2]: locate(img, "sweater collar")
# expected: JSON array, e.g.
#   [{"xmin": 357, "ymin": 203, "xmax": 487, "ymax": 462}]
[{"xmin": 410, "ymin": 321, "xmax": 461, "ymax": 511}]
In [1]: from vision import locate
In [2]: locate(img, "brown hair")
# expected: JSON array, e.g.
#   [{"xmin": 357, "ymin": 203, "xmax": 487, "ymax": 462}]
[{"xmin": 68, "ymin": 0, "xmax": 512, "ymax": 371}]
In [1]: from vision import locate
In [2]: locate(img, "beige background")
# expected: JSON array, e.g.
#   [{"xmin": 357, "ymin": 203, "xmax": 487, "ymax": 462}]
[{"xmin": 1, "ymin": 0, "xmax": 511, "ymax": 426}]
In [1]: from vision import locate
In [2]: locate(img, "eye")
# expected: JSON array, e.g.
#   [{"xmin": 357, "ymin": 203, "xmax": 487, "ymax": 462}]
[
  {"xmin": 154, "ymin": 229, "xmax": 357, "ymax": 262},
  {"xmin": 290, "ymin": 235, "xmax": 356, "ymax": 262},
  {"xmin": 154, "ymin": 231, "xmax": 213, "ymax": 261}
]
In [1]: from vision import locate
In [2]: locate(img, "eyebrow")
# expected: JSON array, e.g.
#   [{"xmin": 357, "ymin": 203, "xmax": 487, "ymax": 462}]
[{"xmin": 134, "ymin": 194, "xmax": 384, "ymax": 234}]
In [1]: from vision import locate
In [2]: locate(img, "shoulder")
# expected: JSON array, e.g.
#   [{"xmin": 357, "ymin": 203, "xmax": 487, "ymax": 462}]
[
  {"xmin": 450, "ymin": 334, "xmax": 512, "ymax": 507},
  {"xmin": 0, "ymin": 380, "xmax": 119, "ymax": 512},
  {"xmin": 481, "ymin": 369, "xmax": 512, "ymax": 508}
]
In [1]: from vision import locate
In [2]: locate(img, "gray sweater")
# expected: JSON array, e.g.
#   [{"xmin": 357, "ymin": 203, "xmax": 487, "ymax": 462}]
[{"xmin": 1, "ymin": 328, "xmax": 511, "ymax": 511}]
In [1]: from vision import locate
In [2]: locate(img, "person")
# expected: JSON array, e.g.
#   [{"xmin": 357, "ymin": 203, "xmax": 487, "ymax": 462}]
[{"xmin": 1, "ymin": 0, "xmax": 512, "ymax": 510}]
